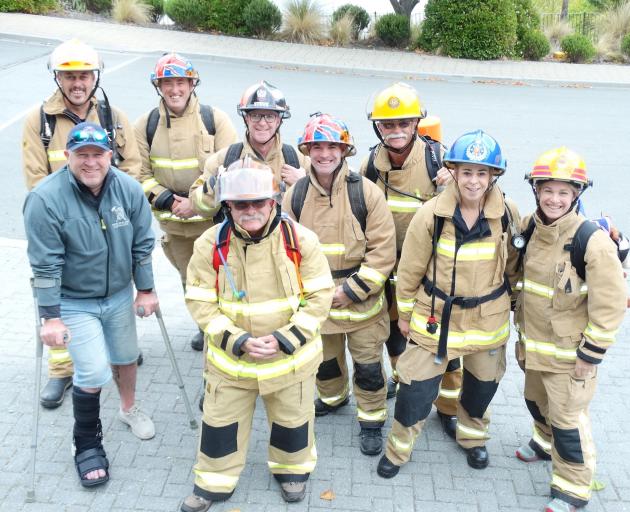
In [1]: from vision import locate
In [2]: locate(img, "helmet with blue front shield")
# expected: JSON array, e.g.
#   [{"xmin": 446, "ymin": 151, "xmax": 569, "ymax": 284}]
[{"xmin": 443, "ymin": 129, "xmax": 506, "ymax": 176}]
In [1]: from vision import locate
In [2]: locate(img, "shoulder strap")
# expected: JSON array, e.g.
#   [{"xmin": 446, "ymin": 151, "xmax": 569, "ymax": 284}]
[
  {"xmin": 516, "ymin": 216, "xmax": 537, "ymax": 269},
  {"xmin": 96, "ymin": 99, "xmax": 119, "ymax": 166},
  {"xmin": 281, "ymin": 144, "xmax": 300, "ymax": 169},
  {"xmin": 434, "ymin": 215, "xmax": 446, "ymax": 242},
  {"xmin": 501, "ymin": 209, "xmax": 510, "ymax": 233},
  {"xmin": 212, "ymin": 222, "xmax": 232, "ymax": 294},
  {"xmin": 420, "ymin": 135, "xmax": 442, "ymax": 182},
  {"xmin": 365, "ymin": 147, "xmax": 378, "ymax": 183},
  {"xmin": 199, "ymin": 104, "xmax": 216, "ymax": 136},
  {"xmin": 346, "ymin": 172, "xmax": 368, "ymax": 234},
  {"xmin": 570, "ymin": 220, "xmax": 599, "ymax": 281},
  {"xmin": 39, "ymin": 103, "xmax": 56, "ymax": 150},
  {"xmin": 145, "ymin": 107, "xmax": 160, "ymax": 148},
  {"xmin": 291, "ymin": 176, "xmax": 310, "ymax": 222},
  {"xmin": 280, "ymin": 218, "xmax": 302, "ymax": 266},
  {"xmin": 224, "ymin": 142, "xmax": 244, "ymax": 169}
]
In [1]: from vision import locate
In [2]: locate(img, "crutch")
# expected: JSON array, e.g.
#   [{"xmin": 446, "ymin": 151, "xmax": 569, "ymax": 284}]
[
  {"xmin": 27, "ymin": 278, "xmax": 43, "ymax": 503},
  {"xmin": 138, "ymin": 306, "xmax": 198, "ymax": 429}
]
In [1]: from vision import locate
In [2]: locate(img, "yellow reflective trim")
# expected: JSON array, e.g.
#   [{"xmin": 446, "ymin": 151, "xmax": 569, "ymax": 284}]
[
  {"xmin": 302, "ymin": 274, "xmax": 334, "ymax": 293},
  {"xmin": 514, "ymin": 280, "xmax": 523, "ymax": 291},
  {"xmin": 533, "ymin": 425, "xmax": 552, "ymax": 452},
  {"xmin": 522, "ymin": 335, "xmax": 577, "ymax": 361},
  {"xmin": 357, "ymin": 407, "xmax": 387, "ymax": 422},
  {"xmin": 192, "ymin": 188, "xmax": 216, "ymax": 214},
  {"xmin": 268, "ymin": 445, "xmax": 317, "ymax": 472},
  {"xmin": 204, "ymin": 315, "xmax": 232, "ymax": 336},
  {"xmin": 150, "ymin": 157, "xmax": 199, "ymax": 170},
  {"xmin": 193, "ymin": 469, "xmax": 239, "ymax": 489},
  {"xmin": 523, "ymin": 279, "xmax": 554, "ymax": 298},
  {"xmin": 456, "ymin": 423, "xmax": 488, "ymax": 439},
  {"xmin": 358, "ymin": 265, "xmax": 387, "ymax": 286},
  {"xmin": 389, "ymin": 433, "xmax": 414, "ymax": 453},
  {"xmin": 552, "ymin": 473, "xmax": 591, "ymax": 499},
  {"xmin": 584, "ymin": 322, "xmax": 616, "ymax": 343},
  {"xmin": 185, "ymin": 285, "xmax": 217, "ymax": 303},
  {"xmin": 49, "ymin": 348, "xmax": 71, "ymax": 363},
  {"xmin": 410, "ymin": 314, "xmax": 509, "ymax": 348},
  {"xmin": 321, "ymin": 244, "xmax": 345, "ymax": 255},
  {"xmin": 397, "ymin": 297, "xmax": 414, "ymax": 313},
  {"xmin": 438, "ymin": 387, "xmax": 460, "ymax": 399},
  {"xmin": 220, "ymin": 295, "xmax": 300, "ymax": 317},
  {"xmin": 153, "ymin": 210, "xmax": 209, "ymax": 223},
  {"xmin": 319, "ymin": 383, "xmax": 349, "ymax": 405},
  {"xmin": 329, "ymin": 291, "xmax": 384, "ymax": 322},
  {"xmin": 291, "ymin": 310, "xmax": 321, "ymax": 334},
  {"xmin": 387, "ymin": 196, "xmax": 422, "ymax": 213},
  {"xmin": 47, "ymin": 149, "xmax": 66, "ymax": 163},
  {"xmin": 141, "ymin": 178, "xmax": 160, "ymax": 193},
  {"xmin": 436, "ymin": 238, "xmax": 496, "ymax": 261},
  {"xmin": 206, "ymin": 336, "xmax": 322, "ymax": 380}
]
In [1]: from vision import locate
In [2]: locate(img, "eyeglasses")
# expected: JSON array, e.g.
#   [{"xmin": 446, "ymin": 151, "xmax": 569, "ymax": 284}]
[
  {"xmin": 378, "ymin": 120, "xmax": 413, "ymax": 130},
  {"xmin": 247, "ymin": 112, "xmax": 279, "ymax": 123},
  {"xmin": 230, "ymin": 199, "xmax": 269, "ymax": 211},
  {"xmin": 69, "ymin": 127, "xmax": 108, "ymax": 144}
]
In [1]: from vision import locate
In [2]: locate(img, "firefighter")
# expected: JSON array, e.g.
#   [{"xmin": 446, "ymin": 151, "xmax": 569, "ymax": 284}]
[
  {"xmin": 189, "ymin": 80, "xmax": 308, "ymax": 217},
  {"xmin": 283, "ymin": 113, "xmax": 396, "ymax": 456},
  {"xmin": 361, "ymin": 82, "xmax": 460, "ymax": 438},
  {"xmin": 134, "ymin": 53, "xmax": 238, "ymax": 351},
  {"xmin": 21, "ymin": 38, "xmax": 142, "ymax": 409},
  {"xmin": 180, "ymin": 156, "xmax": 334, "ymax": 511},
  {"xmin": 377, "ymin": 130, "xmax": 522, "ymax": 478},
  {"xmin": 514, "ymin": 148, "xmax": 626, "ymax": 512}
]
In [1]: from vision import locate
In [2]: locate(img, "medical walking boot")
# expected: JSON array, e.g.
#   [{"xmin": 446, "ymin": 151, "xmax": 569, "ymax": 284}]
[
  {"xmin": 516, "ymin": 442, "xmax": 551, "ymax": 462},
  {"xmin": 359, "ymin": 427, "xmax": 383, "ymax": 455},
  {"xmin": 545, "ymin": 498, "xmax": 577, "ymax": 512},
  {"xmin": 40, "ymin": 376, "xmax": 73, "ymax": 408},
  {"xmin": 180, "ymin": 494, "xmax": 212, "ymax": 512}
]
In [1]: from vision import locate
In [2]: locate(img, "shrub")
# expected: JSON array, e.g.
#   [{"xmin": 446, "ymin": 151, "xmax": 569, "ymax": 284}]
[
  {"xmin": 142, "ymin": 0, "xmax": 163, "ymax": 20},
  {"xmin": 329, "ymin": 12, "xmax": 353, "ymax": 46},
  {"xmin": 419, "ymin": 0, "xmax": 517, "ymax": 60},
  {"xmin": 622, "ymin": 32, "xmax": 630, "ymax": 55},
  {"xmin": 0, "ymin": 0, "xmax": 57, "ymax": 12},
  {"xmin": 518, "ymin": 29, "xmax": 551, "ymax": 59},
  {"xmin": 85, "ymin": 0, "xmax": 111, "ymax": 12},
  {"xmin": 165, "ymin": 0, "xmax": 210, "ymax": 30},
  {"xmin": 243, "ymin": 0, "xmax": 281, "ymax": 37},
  {"xmin": 544, "ymin": 19, "xmax": 573, "ymax": 50},
  {"xmin": 375, "ymin": 13, "xmax": 410, "ymax": 47},
  {"xmin": 594, "ymin": 0, "xmax": 630, "ymax": 50},
  {"xmin": 331, "ymin": 4, "xmax": 370, "ymax": 39},
  {"xmin": 282, "ymin": 0, "xmax": 325, "ymax": 44},
  {"xmin": 112, "ymin": 0, "xmax": 151, "ymax": 23},
  {"xmin": 561, "ymin": 33, "xmax": 596, "ymax": 61},
  {"xmin": 206, "ymin": 0, "xmax": 251, "ymax": 35}
]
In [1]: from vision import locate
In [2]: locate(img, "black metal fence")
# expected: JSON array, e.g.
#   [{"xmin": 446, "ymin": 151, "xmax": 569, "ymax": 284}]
[{"xmin": 540, "ymin": 12, "xmax": 597, "ymax": 40}]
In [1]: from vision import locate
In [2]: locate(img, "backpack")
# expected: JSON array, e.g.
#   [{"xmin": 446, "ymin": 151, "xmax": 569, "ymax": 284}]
[
  {"xmin": 365, "ymin": 135, "xmax": 443, "ymax": 186},
  {"xmin": 222, "ymin": 142, "xmax": 300, "ymax": 170},
  {"xmin": 145, "ymin": 103, "xmax": 215, "ymax": 148},
  {"xmin": 40, "ymin": 99, "xmax": 119, "ymax": 166},
  {"xmin": 290, "ymin": 171, "xmax": 368, "ymax": 234},
  {"xmin": 519, "ymin": 217, "xmax": 602, "ymax": 281}
]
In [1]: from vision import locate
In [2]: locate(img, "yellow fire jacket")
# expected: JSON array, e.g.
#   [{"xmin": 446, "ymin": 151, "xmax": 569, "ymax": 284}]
[
  {"xmin": 22, "ymin": 89, "xmax": 140, "ymax": 190},
  {"xmin": 396, "ymin": 181, "xmax": 521, "ymax": 359},
  {"xmin": 514, "ymin": 211, "xmax": 626, "ymax": 373},
  {"xmin": 185, "ymin": 214, "xmax": 334, "ymax": 394},
  {"xmin": 134, "ymin": 96, "xmax": 237, "ymax": 238},
  {"xmin": 359, "ymin": 140, "xmax": 439, "ymax": 252},
  {"xmin": 189, "ymin": 135, "xmax": 309, "ymax": 218},
  {"xmin": 282, "ymin": 162, "xmax": 397, "ymax": 334}
]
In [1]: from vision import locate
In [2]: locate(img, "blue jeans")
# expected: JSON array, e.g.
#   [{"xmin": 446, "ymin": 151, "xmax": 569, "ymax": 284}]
[{"xmin": 61, "ymin": 284, "xmax": 139, "ymax": 388}]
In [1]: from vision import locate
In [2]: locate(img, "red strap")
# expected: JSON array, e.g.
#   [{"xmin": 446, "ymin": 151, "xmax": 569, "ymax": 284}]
[{"xmin": 213, "ymin": 225, "xmax": 231, "ymax": 292}]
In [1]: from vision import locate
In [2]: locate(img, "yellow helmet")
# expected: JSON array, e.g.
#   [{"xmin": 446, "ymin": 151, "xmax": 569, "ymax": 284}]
[
  {"xmin": 48, "ymin": 39, "xmax": 103, "ymax": 73},
  {"xmin": 367, "ymin": 82, "xmax": 425, "ymax": 121},
  {"xmin": 526, "ymin": 147, "xmax": 590, "ymax": 189}
]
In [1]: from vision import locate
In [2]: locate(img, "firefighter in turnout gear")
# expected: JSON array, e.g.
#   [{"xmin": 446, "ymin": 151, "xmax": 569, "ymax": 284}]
[
  {"xmin": 134, "ymin": 53, "xmax": 238, "ymax": 351},
  {"xmin": 189, "ymin": 80, "xmax": 308, "ymax": 218},
  {"xmin": 377, "ymin": 130, "xmax": 522, "ymax": 479},
  {"xmin": 361, "ymin": 82, "xmax": 460, "ymax": 439},
  {"xmin": 283, "ymin": 114, "xmax": 396, "ymax": 456},
  {"xmin": 21, "ymin": 38, "xmax": 142, "ymax": 409},
  {"xmin": 514, "ymin": 148, "xmax": 626, "ymax": 512},
  {"xmin": 180, "ymin": 156, "xmax": 334, "ymax": 512}
]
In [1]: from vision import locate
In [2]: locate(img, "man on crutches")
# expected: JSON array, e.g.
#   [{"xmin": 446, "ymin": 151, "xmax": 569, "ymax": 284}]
[{"xmin": 24, "ymin": 122, "xmax": 157, "ymax": 488}]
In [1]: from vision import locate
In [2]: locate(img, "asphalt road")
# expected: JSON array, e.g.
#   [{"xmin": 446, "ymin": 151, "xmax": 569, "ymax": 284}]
[{"xmin": 1, "ymin": 36, "xmax": 628, "ymax": 240}]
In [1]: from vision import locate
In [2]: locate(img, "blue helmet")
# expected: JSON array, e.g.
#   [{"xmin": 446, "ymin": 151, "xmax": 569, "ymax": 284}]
[{"xmin": 443, "ymin": 130, "xmax": 506, "ymax": 175}]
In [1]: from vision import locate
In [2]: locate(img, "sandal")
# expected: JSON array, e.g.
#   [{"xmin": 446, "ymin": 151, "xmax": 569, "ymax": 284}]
[{"xmin": 74, "ymin": 446, "xmax": 110, "ymax": 488}]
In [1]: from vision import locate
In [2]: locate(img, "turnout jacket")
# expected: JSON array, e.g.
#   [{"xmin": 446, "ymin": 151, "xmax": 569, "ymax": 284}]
[
  {"xmin": 134, "ymin": 96, "xmax": 237, "ymax": 238},
  {"xmin": 359, "ymin": 140, "xmax": 439, "ymax": 252},
  {"xmin": 185, "ymin": 215, "xmax": 334, "ymax": 395},
  {"xmin": 396, "ymin": 181, "xmax": 521, "ymax": 358},
  {"xmin": 514, "ymin": 211, "xmax": 626, "ymax": 373},
  {"xmin": 189, "ymin": 135, "xmax": 309, "ymax": 218},
  {"xmin": 282, "ymin": 163, "xmax": 396, "ymax": 334},
  {"xmin": 23, "ymin": 166, "xmax": 155, "ymax": 318},
  {"xmin": 22, "ymin": 89, "xmax": 140, "ymax": 190}
]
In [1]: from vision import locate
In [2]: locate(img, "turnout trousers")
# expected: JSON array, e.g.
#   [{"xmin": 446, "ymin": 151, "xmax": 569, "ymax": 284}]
[
  {"xmin": 523, "ymin": 369, "xmax": 597, "ymax": 508},
  {"xmin": 193, "ymin": 372, "xmax": 317, "ymax": 502},
  {"xmin": 385, "ymin": 342, "xmax": 506, "ymax": 466},
  {"xmin": 161, "ymin": 232, "xmax": 196, "ymax": 286},
  {"xmin": 316, "ymin": 313, "xmax": 388, "ymax": 427}
]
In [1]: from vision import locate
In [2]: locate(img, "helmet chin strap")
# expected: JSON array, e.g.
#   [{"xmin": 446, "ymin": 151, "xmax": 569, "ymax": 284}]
[
  {"xmin": 55, "ymin": 70, "xmax": 101, "ymax": 110},
  {"xmin": 531, "ymin": 181, "xmax": 585, "ymax": 223},
  {"xmin": 372, "ymin": 120, "xmax": 417, "ymax": 155},
  {"xmin": 154, "ymin": 84, "xmax": 198, "ymax": 129}
]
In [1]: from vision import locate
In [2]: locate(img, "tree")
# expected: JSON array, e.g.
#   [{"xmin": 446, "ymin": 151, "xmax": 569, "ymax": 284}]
[
  {"xmin": 560, "ymin": 0, "xmax": 569, "ymax": 19},
  {"xmin": 389, "ymin": 0, "xmax": 419, "ymax": 17}
]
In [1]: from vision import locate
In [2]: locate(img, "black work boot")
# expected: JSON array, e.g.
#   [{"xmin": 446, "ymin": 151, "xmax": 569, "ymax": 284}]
[
  {"xmin": 190, "ymin": 330, "xmax": 204, "ymax": 351},
  {"xmin": 40, "ymin": 376, "xmax": 73, "ymax": 409},
  {"xmin": 386, "ymin": 377, "xmax": 398, "ymax": 399},
  {"xmin": 314, "ymin": 396, "xmax": 349, "ymax": 417},
  {"xmin": 437, "ymin": 411, "xmax": 457, "ymax": 439},
  {"xmin": 377, "ymin": 455, "xmax": 400, "ymax": 478},
  {"xmin": 359, "ymin": 427, "xmax": 383, "ymax": 455},
  {"xmin": 466, "ymin": 446, "xmax": 489, "ymax": 469}
]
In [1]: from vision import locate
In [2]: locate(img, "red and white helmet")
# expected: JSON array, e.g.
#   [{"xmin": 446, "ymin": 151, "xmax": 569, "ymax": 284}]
[
  {"xmin": 297, "ymin": 113, "xmax": 356, "ymax": 156},
  {"xmin": 150, "ymin": 53, "xmax": 199, "ymax": 87}
]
